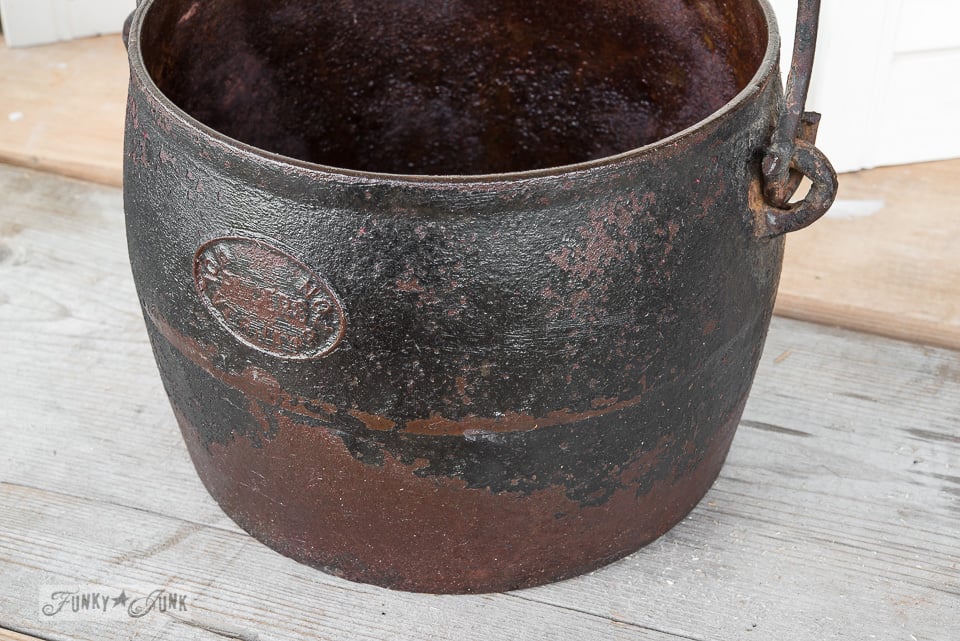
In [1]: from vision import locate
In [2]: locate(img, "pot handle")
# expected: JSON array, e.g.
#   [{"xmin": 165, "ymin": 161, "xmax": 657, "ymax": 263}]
[
  {"xmin": 757, "ymin": 0, "xmax": 838, "ymax": 238},
  {"xmin": 122, "ymin": 0, "xmax": 145, "ymax": 50}
]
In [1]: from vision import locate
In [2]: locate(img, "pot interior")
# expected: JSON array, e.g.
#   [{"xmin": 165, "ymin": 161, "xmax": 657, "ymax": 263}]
[{"xmin": 139, "ymin": 0, "xmax": 769, "ymax": 175}]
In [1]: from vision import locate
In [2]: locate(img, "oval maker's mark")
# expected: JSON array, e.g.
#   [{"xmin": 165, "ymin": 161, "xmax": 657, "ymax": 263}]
[{"xmin": 194, "ymin": 236, "xmax": 346, "ymax": 359}]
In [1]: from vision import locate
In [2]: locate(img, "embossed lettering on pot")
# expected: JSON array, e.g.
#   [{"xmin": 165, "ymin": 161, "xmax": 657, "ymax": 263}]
[{"xmin": 193, "ymin": 236, "xmax": 346, "ymax": 360}]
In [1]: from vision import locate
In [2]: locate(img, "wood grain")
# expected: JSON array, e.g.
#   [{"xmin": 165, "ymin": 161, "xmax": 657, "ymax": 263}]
[
  {"xmin": 777, "ymin": 158, "xmax": 960, "ymax": 350},
  {"xmin": 2, "ymin": 482, "xmax": 689, "ymax": 641},
  {"xmin": 1, "ymin": 165, "xmax": 958, "ymax": 641},
  {"xmin": 0, "ymin": 35, "xmax": 127, "ymax": 187}
]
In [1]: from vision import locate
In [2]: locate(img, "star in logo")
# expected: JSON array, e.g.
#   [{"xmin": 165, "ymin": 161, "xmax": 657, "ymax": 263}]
[{"xmin": 113, "ymin": 590, "xmax": 129, "ymax": 608}]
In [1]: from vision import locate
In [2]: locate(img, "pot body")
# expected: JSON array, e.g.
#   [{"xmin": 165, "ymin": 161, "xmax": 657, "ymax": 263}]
[{"xmin": 125, "ymin": 2, "xmax": 789, "ymax": 593}]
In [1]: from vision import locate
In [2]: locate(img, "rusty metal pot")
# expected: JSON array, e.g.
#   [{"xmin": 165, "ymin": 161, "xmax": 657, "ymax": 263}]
[{"xmin": 123, "ymin": 0, "xmax": 836, "ymax": 593}]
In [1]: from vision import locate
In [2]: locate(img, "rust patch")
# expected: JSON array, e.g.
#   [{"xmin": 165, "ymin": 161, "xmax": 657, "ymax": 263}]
[
  {"xmin": 395, "ymin": 269, "xmax": 425, "ymax": 293},
  {"xmin": 404, "ymin": 393, "xmax": 649, "ymax": 436},
  {"xmin": 347, "ymin": 409, "xmax": 397, "ymax": 432},
  {"xmin": 173, "ymin": 395, "xmax": 745, "ymax": 593},
  {"xmin": 591, "ymin": 396, "xmax": 618, "ymax": 409},
  {"xmin": 455, "ymin": 375, "xmax": 473, "ymax": 405}
]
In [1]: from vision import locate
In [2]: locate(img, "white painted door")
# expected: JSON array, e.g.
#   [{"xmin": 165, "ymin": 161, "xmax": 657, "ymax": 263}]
[
  {"xmin": 0, "ymin": 0, "xmax": 134, "ymax": 48},
  {"xmin": 770, "ymin": 0, "xmax": 960, "ymax": 171}
]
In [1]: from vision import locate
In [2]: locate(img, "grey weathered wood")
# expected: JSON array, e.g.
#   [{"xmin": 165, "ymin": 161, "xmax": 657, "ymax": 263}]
[
  {"xmin": 521, "ymin": 326, "xmax": 960, "ymax": 639},
  {"xmin": 0, "ymin": 481, "xmax": 685, "ymax": 641},
  {"xmin": 1, "ymin": 165, "xmax": 958, "ymax": 641}
]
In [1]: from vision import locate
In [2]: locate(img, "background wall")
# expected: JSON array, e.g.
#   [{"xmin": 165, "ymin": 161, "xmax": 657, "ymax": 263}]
[
  {"xmin": 0, "ymin": 0, "xmax": 133, "ymax": 48},
  {"xmin": 770, "ymin": 0, "xmax": 960, "ymax": 172}
]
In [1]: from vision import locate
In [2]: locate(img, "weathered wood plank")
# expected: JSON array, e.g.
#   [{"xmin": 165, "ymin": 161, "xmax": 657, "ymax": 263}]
[
  {"xmin": 0, "ymin": 166, "xmax": 237, "ymax": 532},
  {"xmin": 776, "ymin": 158, "xmax": 960, "ymax": 350},
  {"xmin": 0, "ymin": 483, "xmax": 679, "ymax": 641},
  {"xmin": 1, "ymin": 164, "xmax": 959, "ymax": 641},
  {"xmin": 0, "ymin": 35, "xmax": 127, "ymax": 187}
]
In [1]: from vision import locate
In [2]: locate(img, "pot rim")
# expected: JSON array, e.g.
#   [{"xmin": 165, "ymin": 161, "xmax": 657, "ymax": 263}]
[{"xmin": 126, "ymin": 0, "xmax": 782, "ymax": 185}]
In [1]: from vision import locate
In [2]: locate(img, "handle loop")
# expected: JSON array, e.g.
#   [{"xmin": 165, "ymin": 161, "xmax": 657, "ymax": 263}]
[
  {"xmin": 760, "ymin": 139, "xmax": 838, "ymax": 237},
  {"xmin": 122, "ymin": 0, "xmax": 146, "ymax": 50},
  {"xmin": 759, "ymin": 0, "xmax": 838, "ymax": 237}
]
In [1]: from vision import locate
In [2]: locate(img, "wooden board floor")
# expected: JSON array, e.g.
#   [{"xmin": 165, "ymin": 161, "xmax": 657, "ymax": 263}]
[
  {"xmin": 777, "ymin": 159, "xmax": 960, "ymax": 351},
  {"xmin": 1, "ymin": 165, "xmax": 958, "ymax": 640},
  {"xmin": 1, "ymin": 34, "xmax": 958, "ymax": 352},
  {"xmin": 0, "ymin": 35, "xmax": 127, "ymax": 187}
]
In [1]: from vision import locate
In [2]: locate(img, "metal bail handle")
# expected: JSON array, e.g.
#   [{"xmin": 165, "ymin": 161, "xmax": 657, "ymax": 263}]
[
  {"xmin": 759, "ymin": 0, "xmax": 838, "ymax": 238},
  {"xmin": 122, "ymin": 0, "xmax": 146, "ymax": 49}
]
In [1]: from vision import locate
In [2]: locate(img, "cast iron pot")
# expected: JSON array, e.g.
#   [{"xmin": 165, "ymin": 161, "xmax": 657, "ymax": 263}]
[{"xmin": 123, "ymin": 0, "xmax": 836, "ymax": 593}]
